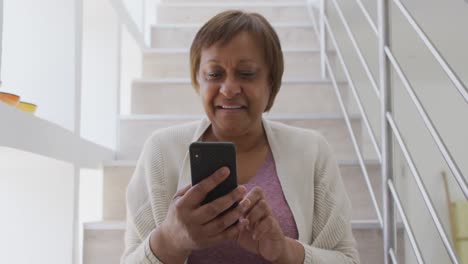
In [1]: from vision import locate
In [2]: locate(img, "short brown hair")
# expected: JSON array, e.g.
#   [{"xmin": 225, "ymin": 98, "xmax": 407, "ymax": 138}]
[{"xmin": 190, "ymin": 10, "xmax": 284, "ymax": 112}]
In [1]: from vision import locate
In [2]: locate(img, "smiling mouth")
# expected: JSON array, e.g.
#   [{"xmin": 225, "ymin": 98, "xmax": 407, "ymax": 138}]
[{"xmin": 216, "ymin": 105, "xmax": 247, "ymax": 110}]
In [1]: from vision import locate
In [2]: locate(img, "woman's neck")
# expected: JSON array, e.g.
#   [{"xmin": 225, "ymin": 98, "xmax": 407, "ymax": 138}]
[{"xmin": 203, "ymin": 122, "xmax": 268, "ymax": 153}]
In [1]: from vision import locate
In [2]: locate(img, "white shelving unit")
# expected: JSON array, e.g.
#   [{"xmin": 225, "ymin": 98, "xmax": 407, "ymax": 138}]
[{"xmin": 0, "ymin": 102, "xmax": 114, "ymax": 168}]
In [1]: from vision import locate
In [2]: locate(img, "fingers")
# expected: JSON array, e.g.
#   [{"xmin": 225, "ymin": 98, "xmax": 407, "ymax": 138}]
[
  {"xmin": 246, "ymin": 198, "xmax": 272, "ymax": 230},
  {"xmin": 252, "ymin": 216, "xmax": 280, "ymax": 241},
  {"xmin": 173, "ymin": 184, "xmax": 192, "ymax": 199},
  {"xmin": 183, "ymin": 167, "xmax": 230, "ymax": 207},
  {"xmin": 194, "ymin": 185, "xmax": 248, "ymax": 224},
  {"xmin": 241, "ymin": 187, "xmax": 265, "ymax": 215},
  {"xmin": 202, "ymin": 198, "xmax": 251, "ymax": 236},
  {"xmin": 240, "ymin": 187, "xmax": 272, "ymax": 229}
]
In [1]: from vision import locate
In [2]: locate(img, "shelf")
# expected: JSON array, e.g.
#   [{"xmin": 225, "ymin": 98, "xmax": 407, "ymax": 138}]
[{"xmin": 0, "ymin": 102, "xmax": 114, "ymax": 168}]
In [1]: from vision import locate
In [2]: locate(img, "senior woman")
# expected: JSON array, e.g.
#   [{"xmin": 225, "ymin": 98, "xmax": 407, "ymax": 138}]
[{"xmin": 121, "ymin": 10, "xmax": 359, "ymax": 264}]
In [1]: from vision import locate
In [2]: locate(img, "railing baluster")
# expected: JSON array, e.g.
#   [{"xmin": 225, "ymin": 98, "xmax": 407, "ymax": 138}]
[
  {"xmin": 385, "ymin": 47, "xmax": 468, "ymax": 199},
  {"xmin": 387, "ymin": 113, "xmax": 461, "ymax": 264},
  {"xmin": 330, "ymin": 0, "xmax": 380, "ymax": 98},
  {"xmin": 391, "ymin": 0, "xmax": 468, "ymax": 103},
  {"xmin": 320, "ymin": 0, "xmax": 327, "ymax": 79},
  {"xmin": 323, "ymin": 17, "xmax": 382, "ymax": 162},
  {"xmin": 355, "ymin": 0, "xmax": 378, "ymax": 35},
  {"xmin": 324, "ymin": 17, "xmax": 383, "ymax": 225},
  {"xmin": 378, "ymin": 0, "xmax": 395, "ymax": 263},
  {"xmin": 388, "ymin": 180, "xmax": 425, "ymax": 264}
]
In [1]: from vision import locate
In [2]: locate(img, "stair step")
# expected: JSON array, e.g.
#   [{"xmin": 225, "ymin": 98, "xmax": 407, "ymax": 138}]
[
  {"xmin": 142, "ymin": 49, "xmax": 336, "ymax": 80},
  {"xmin": 151, "ymin": 23, "xmax": 318, "ymax": 49},
  {"xmin": 156, "ymin": 3, "xmax": 310, "ymax": 24},
  {"xmin": 118, "ymin": 114, "xmax": 361, "ymax": 160},
  {"xmin": 131, "ymin": 79, "xmax": 347, "ymax": 115},
  {"xmin": 83, "ymin": 220, "xmax": 402, "ymax": 264},
  {"xmin": 101, "ymin": 160, "xmax": 381, "ymax": 221}
]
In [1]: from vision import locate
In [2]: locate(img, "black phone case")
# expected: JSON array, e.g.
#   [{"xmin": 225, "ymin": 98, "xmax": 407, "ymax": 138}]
[{"xmin": 189, "ymin": 142, "xmax": 238, "ymax": 206}]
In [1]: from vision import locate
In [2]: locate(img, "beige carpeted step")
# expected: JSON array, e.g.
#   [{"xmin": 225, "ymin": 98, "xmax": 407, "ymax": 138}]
[
  {"xmin": 151, "ymin": 24, "xmax": 318, "ymax": 50},
  {"xmin": 156, "ymin": 3, "xmax": 310, "ymax": 24}
]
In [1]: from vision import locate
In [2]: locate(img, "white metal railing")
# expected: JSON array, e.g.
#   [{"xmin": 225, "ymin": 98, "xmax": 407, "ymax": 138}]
[{"xmin": 308, "ymin": 0, "xmax": 468, "ymax": 263}]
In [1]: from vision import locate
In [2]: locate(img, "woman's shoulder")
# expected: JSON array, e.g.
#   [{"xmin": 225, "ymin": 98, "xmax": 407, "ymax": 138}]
[{"xmin": 145, "ymin": 120, "xmax": 201, "ymax": 145}]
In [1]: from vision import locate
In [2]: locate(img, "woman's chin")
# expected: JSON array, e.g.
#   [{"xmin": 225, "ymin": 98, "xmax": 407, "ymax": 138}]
[{"xmin": 211, "ymin": 119, "xmax": 251, "ymax": 137}]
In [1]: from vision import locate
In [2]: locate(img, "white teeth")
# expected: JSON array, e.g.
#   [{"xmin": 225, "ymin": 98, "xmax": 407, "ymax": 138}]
[{"xmin": 221, "ymin": 105, "xmax": 242, "ymax": 109}]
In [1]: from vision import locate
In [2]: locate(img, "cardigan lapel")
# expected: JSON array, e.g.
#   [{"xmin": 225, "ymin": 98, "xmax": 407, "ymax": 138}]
[
  {"xmin": 263, "ymin": 119, "xmax": 306, "ymax": 242},
  {"xmin": 177, "ymin": 118, "xmax": 211, "ymax": 188}
]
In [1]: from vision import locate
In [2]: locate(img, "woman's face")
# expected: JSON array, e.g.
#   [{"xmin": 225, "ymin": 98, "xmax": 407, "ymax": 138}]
[{"xmin": 197, "ymin": 31, "xmax": 271, "ymax": 137}]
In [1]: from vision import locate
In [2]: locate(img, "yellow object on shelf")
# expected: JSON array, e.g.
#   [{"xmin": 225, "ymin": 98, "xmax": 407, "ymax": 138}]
[
  {"xmin": 453, "ymin": 202, "xmax": 468, "ymax": 264},
  {"xmin": 443, "ymin": 172, "xmax": 468, "ymax": 264},
  {"xmin": 0, "ymin": 92, "xmax": 20, "ymax": 106},
  {"xmin": 16, "ymin": 101, "xmax": 37, "ymax": 114}
]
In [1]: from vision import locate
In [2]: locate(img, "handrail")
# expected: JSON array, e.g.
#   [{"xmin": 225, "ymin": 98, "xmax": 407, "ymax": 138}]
[
  {"xmin": 109, "ymin": 0, "xmax": 147, "ymax": 50},
  {"xmin": 330, "ymin": 0, "xmax": 380, "ymax": 98},
  {"xmin": 389, "ymin": 248, "xmax": 399, "ymax": 264},
  {"xmin": 310, "ymin": 0, "xmax": 467, "ymax": 263},
  {"xmin": 325, "ymin": 47, "xmax": 384, "ymax": 227},
  {"xmin": 385, "ymin": 47, "xmax": 468, "ymax": 199},
  {"xmin": 391, "ymin": 0, "xmax": 468, "ymax": 103},
  {"xmin": 324, "ymin": 17, "xmax": 382, "ymax": 163},
  {"xmin": 388, "ymin": 180, "xmax": 425, "ymax": 264},
  {"xmin": 355, "ymin": 0, "xmax": 378, "ymax": 35},
  {"xmin": 319, "ymin": 0, "xmax": 327, "ymax": 79},
  {"xmin": 386, "ymin": 113, "xmax": 461, "ymax": 264}
]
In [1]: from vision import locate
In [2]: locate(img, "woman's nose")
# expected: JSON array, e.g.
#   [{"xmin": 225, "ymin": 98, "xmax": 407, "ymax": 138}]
[{"xmin": 220, "ymin": 75, "xmax": 241, "ymax": 99}]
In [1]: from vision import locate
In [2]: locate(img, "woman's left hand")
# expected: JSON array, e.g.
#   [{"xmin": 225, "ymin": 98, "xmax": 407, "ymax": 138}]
[{"xmin": 235, "ymin": 187, "xmax": 287, "ymax": 262}]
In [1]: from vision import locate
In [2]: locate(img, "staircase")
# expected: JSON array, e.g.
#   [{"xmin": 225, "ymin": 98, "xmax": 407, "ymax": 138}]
[{"xmin": 83, "ymin": 1, "xmax": 402, "ymax": 263}]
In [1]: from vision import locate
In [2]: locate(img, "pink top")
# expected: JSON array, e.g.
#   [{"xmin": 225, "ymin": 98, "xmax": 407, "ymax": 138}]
[{"xmin": 187, "ymin": 151, "xmax": 299, "ymax": 263}]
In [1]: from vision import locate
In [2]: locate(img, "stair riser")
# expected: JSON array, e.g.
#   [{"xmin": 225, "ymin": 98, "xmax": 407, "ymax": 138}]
[
  {"xmin": 142, "ymin": 51, "xmax": 334, "ymax": 80},
  {"xmin": 118, "ymin": 118, "xmax": 360, "ymax": 160},
  {"xmin": 83, "ymin": 229, "xmax": 125, "ymax": 264},
  {"xmin": 103, "ymin": 163, "xmax": 380, "ymax": 221},
  {"xmin": 131, "ymin": 82, "xmax": 347, "ymax": 115},
  {"xmin": 103, "ymin": 166, "xmax": 135, "ymax": 221},
  {"xmin": 151, "ymin": 26, "xmax": 318, "ymax": 50},
  {"xmin": 156, "ymin": 5, "xmax": 310, "ymax": 24},
  {"xmin": 82, "ymin": 228, "xmax": 402, "ymax": 264}
]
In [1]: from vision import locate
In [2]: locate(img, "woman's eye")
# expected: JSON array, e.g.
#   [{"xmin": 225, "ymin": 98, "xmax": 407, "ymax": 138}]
[
  {"xmin": 207, "ymin": 72, "xmax": 222, "ymax": 79},
  {"xmin": 239, "ymin": 71, "xmax": 256, "ymax": 78}
]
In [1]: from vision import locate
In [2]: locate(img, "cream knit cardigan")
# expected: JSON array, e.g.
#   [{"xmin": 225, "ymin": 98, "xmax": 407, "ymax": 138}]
[{"xmin": 121, "ymin": 118, "xmax": 360, "ymax": 264}]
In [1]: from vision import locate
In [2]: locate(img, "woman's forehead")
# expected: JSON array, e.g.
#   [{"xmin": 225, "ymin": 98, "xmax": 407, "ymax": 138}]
[{"xmin": 199, "ymin": 32, "xmax": 265, "ymax": 66}]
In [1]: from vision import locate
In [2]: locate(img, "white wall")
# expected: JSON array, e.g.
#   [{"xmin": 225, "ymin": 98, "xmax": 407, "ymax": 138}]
[
  {"xmin": 0, "ymin": 147, "xmax": 75, "ymax": 264},
  {"xmin": 0, "ymin": 0, "xmax": 4, "ymax": 82},
  {"xmin": 326, "ymin": 0, "xmax": 468, "ymax": 262},
  {"xmin": 1, "ymin": 0, "xmax": 77, "ymax": 131},
  {"xmin": 81, "ymin": 0, "xmax": 119, "ymax": 150}
]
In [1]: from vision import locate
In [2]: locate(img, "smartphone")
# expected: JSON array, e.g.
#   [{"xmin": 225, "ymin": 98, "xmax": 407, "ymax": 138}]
[{"xmin": 189, "ymin": 142, "xmax": 238, "ymax": 210}]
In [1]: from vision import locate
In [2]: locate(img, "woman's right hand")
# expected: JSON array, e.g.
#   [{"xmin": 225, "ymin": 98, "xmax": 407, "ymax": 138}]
[{"xmin": 150, "ymin": 167, "xmax": 250, "ymax": 263}]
